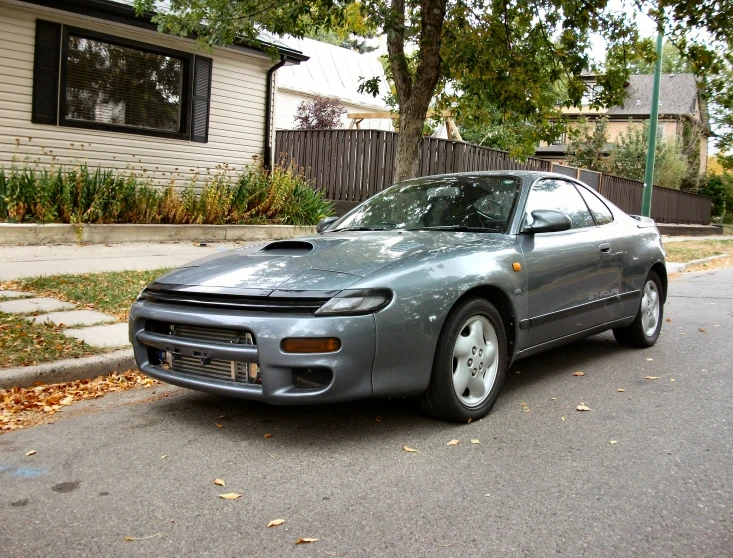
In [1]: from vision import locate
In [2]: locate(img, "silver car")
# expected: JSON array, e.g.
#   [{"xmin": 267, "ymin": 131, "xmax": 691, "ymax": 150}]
[{"xmin": 130, "ymin": 171, "xmax": 666, "ymax": 422}]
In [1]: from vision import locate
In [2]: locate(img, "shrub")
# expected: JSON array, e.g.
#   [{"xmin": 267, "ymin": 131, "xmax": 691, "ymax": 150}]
[
  {"xmin": 0, "ymin": 162, "xmax": 333, "ymax": 226},
  {"xmin": 294, "ymin": 95, "xmax": 347, "ymax": 129}
]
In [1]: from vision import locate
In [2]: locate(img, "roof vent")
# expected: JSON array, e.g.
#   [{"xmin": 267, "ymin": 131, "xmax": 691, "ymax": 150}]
[{"xmin": 257, "ymin": 241, "xmax": 314, "ymax": 256}]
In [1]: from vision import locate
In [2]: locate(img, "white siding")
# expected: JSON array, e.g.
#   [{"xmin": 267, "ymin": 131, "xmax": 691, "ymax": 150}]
[
  {"xmin": 276, "ymin": 89, "xmax": 394, "ymax": 131},
  {"xmin": 0, "ymin": 0, "xmax": 273, "ymax": 185}
]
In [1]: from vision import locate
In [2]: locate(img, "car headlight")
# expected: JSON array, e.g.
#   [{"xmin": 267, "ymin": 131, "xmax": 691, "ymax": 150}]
[
  {"xmin": 315, "ymin": 289, "xmax": 392, "ymax": 316},
  {"xmin": 136, "ymin": 287, "xmax": 148, "ymax": 301}
]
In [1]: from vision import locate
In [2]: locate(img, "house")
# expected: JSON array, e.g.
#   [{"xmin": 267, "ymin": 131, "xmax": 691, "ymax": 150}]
[
  {"xmin": 0, "ymin": 0, "xmax": 308, "ymax": 185},
  {"xmin": 535, "ymin": 74, "xmax": 711, "ymax": 175},
  {"xmin": 274, "ymin": 36, "xmax": 393, "ymax": 132}
]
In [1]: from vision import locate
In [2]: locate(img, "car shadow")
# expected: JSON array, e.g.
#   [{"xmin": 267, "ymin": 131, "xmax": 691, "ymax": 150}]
[{"xmin": 143, "ymin": 332, "xmax": 631, "ymax": 446}]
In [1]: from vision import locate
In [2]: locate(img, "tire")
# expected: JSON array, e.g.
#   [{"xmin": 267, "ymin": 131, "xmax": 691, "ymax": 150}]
[
  {"xmin": 416, "ymin": 298, "xmax": 507, "ymax": 422},
  {"xmin": 613, "ymin": 271, "xmax": 664, "ymax": 348}
]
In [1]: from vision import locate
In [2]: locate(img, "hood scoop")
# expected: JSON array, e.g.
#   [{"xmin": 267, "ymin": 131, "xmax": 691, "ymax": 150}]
[{"xmin": 256, "ymin": 240, "xmax": 314, "ymax": 256}]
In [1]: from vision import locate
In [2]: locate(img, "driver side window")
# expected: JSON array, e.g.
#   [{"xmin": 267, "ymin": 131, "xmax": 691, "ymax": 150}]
[{"xmin": 524, "ymin": 179, "xmax": 595, "ymax": 229}]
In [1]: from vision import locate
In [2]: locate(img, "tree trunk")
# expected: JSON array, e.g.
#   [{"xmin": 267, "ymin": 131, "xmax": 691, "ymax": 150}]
[
  {"xmin": 394, "ymin": 100, "xmax": 429, "ymax": 182},
  {"xmin": 387, "ymin": 0, "xmax": 447, "ymax": 183}
]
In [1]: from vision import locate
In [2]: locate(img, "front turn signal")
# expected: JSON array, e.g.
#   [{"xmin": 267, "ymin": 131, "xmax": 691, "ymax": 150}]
[{"xmin": 281, "ymin": 337, "xmax": 341, "ymax": 353}]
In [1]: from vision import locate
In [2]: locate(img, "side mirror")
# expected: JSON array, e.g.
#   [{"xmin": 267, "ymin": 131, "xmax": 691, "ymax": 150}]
[
  {"xmin": 522, "ymin": 209, "xmax": 572, "ymax": 234},
  {"xmin": 316, "ymin": 216, "xmax": 339, "ymax": 233}
]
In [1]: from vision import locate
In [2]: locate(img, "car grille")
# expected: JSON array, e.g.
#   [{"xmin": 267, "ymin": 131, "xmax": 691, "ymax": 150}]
[
  {"xmin": 146, "ymin": 322, "xmax": 260, "ymax": 385},
  {"xmin": 141, "ymin": 289, "xmax": 329, "ymax": 314}
]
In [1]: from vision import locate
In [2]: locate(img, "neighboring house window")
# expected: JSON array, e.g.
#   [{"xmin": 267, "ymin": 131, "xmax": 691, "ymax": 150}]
[
  {"xmin": 552, "ymin": 133, "xmax": 566, "ymax": 145},
  {"xmin": 656, "ymin": 124, "xmax": 664, "ymax": 140},
  {"xmin": 582, "ymin": 84, "xmax": 603, "ymax": 105},
  {"xmin": 32, "ymin": 20, "xmax": 212, "ymax": 142}
]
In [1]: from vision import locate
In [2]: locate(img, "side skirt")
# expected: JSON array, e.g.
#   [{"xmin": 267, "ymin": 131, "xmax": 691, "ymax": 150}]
[{"xmin": 512, "ymin": 316, "xmax": 636, "ymax": 362}]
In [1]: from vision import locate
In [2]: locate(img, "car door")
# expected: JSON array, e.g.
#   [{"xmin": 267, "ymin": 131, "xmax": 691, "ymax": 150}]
[{"xmin": 517, "ymin": 178, "xmax": 612, "ymax": 348}]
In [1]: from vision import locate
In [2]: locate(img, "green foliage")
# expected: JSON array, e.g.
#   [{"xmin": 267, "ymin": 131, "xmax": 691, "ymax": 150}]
[
  {"xmin": 0, "ymin": 163, "xmax": 333, "ymax": 226},
  {"xmin": 566, "ymin": 117, "xmax": 610, "ymax": 172},
  {"xmin": 700, "ymin": 173, "xmax": 733, "ymax": 219},
  {"xmin": 134, "ymin": 0, "xmax": 733, "ymax": 178},
  {"xmin": 605, "ymin": 121, "xmax": 689, "ymax": 189}
]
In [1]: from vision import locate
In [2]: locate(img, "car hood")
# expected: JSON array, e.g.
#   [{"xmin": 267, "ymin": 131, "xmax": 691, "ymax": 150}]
[{"xmin": 152, "ymin": 231, "xmax": 500, "ymax": 294}]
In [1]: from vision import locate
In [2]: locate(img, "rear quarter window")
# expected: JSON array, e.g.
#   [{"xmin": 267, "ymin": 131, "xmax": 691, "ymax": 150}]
[{"xmin": 577, "ymin": 185, "xmax": 614, "ymax": 225}]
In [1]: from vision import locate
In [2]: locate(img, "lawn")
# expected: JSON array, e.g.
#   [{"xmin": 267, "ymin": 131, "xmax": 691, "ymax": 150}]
[
  {"xmin": 0, "ymin": 268, "xmax": 169, "ymax": 368},
  {"xmin": 0, "ymin": 313, "xmax": 105, "ymax": 368},
  {"xmin": 1, "ymin": 268, "xmax": 171, "ymax": 320},
  {"xmin": 663, "ymin": 239, "xmax": 733, "ymax": 263}
]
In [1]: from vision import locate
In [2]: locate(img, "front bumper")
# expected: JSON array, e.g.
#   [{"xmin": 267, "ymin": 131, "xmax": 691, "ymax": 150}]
[{"xmin": 129, "ymin": 301, "xmax": 377, "ymax": 404}]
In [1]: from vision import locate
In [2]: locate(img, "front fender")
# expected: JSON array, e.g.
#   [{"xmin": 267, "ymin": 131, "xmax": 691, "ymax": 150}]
[{"xmin": 354, "ymin": 242, "xmax": 526, "ymax": 397}]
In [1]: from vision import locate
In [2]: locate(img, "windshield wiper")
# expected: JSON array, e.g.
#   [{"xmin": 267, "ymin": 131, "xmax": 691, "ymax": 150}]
[
  {"xmin": 331, "ymin": 226, "xmax": 392, "ymax": 232},
  {"xmin": 408, "ymin": 225, "xmax": 503, "ymax": 233}
]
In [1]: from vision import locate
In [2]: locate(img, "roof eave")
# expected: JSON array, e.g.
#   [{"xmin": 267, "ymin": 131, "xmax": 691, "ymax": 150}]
[{"xmin": 18, "ymin": 0, "xmax": 309, "ymax": 62}]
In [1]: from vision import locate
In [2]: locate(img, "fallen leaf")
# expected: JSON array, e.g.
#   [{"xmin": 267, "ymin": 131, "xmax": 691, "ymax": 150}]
[
  {"xmin": 645, "ymin": 358, "xmax": 653, "ymax": 362},
  {"xmin": 214, "ymin": 422, "xmax": 223, "ymax": 428},
  {"xmin": 699, "ymin": 328, "xmax": 707, "ymax": 332},
  {"xmin": 264, "ymin": 433, "xmax": 272, "ymax": 439},
  {"xmin": 572, "ymin": 371, "xmax": 584, "ymax": 376},
  {"xmin": 447, "ymin": 439, "xmax": 460, "ymax": 446},
  {"xmin": 402, "ymin": 446, "xmax": 418, "ymax": 453},
  {"xmin": 218, "ymin": 415, "xmax": 226, "ymax": 419},
  {"xmin": 514, "ymin": 370, "xmax": 520, "ymax": 374},
  {"xmin": 561, "ymin": 416, "xmax": 566, "ymax": 421},
  {"xmin": 665, "ymin": 317, "xmax": 671, "ymax": 322},
  {"xmin": 161, "ymin": 455, "xmax": 168, "ymax": 459},
  {"xmin": 295, "ymin": 538, "xmax": 318, "ymax": 545},
  {"xmin": 471, "ymin": 439, "xmax": 480, "ymax": 444},
  {"xmin": 617, "ymin": 388, "xmax": 626, "ymax": 392},
  {"xmin": 680, "ymin": 333, "xmax": 685, "ymax": 335},
  {"xmin": 644, "ymin": 376, "xmax": 659, "ymax": 380},
  {"xmin": 576, "ymin": 405, "xmax": 592, "ymax": 411},
  {"xmin": 609, "ymin": 440, "xmax": 618, "ymax": 445},
  {"xmin": 60, "ymin": 395, "xmax": 74, "ymax": 406},
  {"xmin": 267, "ymin": 519, "xmax": 285, "ymax": 528},
  {"xmin": 467, "ymin": 417, "xmax": 472, "ymax": 424},
  {"xmin": 214, "ymin": 478, "xmax": 225, "ymax": 487},
  {"xmin": 25, "ymin": 450, "xmax": 36, "ymax": 456},
  {"xmin": 375, "ymin": 416, "xmax": 382, "ymax": 422},
  {"xmin": 219, "ymin": 493, "xmax": 241, "ymax": 500},
  {"xmin": 670, "ymin": 378, "xmax": 675, "ymax": 382},
  {"xmin": 551, "ymin": 397, "xmax": 557, "ymax": 400},
  {"xmin": 124, "ymin": 533, "xmax": 161, "ymax": 541}
]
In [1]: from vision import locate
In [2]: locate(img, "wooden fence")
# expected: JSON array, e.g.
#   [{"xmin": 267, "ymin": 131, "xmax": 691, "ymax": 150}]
[
  {"xmin": 275, "ymin": 129, "xmax": 551, "ymax": 214},
  {"xmin": 275, "ymin": 129, "xmax": 711, "ymax": 224}
]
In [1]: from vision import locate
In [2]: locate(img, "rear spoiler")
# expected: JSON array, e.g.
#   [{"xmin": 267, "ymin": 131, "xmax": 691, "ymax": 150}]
[{"xmin": 629, "ymin": 215, "xmax": 658, "ymax": 229}]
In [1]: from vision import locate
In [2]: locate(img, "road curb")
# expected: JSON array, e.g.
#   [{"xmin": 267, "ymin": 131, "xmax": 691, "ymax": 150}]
[
  {"xmin": 670, "ymin": 253, "xmax": 731, "ymax": 273},
  {"xmin": 0, "ymin": 223, "xmax": 315, "ymax": 246},
  {"xmin": 0, "ymin": 349, "xmax": 135, "ymax": 389}
]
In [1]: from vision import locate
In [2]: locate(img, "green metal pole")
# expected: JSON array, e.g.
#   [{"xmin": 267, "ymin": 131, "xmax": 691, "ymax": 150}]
[{"xmin": 641, "ymin": 28, "xmax": 664, "ymax": 217}]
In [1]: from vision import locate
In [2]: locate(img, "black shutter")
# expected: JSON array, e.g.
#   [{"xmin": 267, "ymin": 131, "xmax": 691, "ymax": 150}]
[
  {"xmin": 32, "ymin": 20, "xmax": 62, "ymax": 125},
  {"xmin": 191, "ymin": 55, "xmax": 212, "ymax": 142}
]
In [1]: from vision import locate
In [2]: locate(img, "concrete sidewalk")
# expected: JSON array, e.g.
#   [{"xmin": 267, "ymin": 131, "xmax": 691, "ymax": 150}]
[
  {"xmin": 1, "ymin": 236, "xmax": 730, "ymax": 280},
  {"xmin": 0, "ymin": 241, "xmax": 256, "ymax": 280}
]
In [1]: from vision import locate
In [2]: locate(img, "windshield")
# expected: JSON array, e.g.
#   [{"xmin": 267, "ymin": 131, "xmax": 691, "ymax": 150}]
[{"xmin": 330, "ymin": 175, "xmax": 522, "ymax": 233}]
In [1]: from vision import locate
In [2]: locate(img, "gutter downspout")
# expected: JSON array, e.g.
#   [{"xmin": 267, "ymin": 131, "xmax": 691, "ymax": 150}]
[{"xmin": 264, "ymin": 55, "xmax": 287, "ymax": 170}]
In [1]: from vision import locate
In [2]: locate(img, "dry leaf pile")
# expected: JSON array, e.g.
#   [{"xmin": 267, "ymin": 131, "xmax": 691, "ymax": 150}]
[{"xmin": 1, "ymin": 370, "xmax": 158, "ymax": 432}]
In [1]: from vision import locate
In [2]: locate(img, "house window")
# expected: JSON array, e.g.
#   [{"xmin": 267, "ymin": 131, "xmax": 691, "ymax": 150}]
[
  {"xmin": 32, "ymin": 20, "xmax": 212, "ymax": 142},
  {"xmin": 656, "ymin": 124, "xmax": 664, "ymax": 140},
  {"xmin": 552, "ymin": 133, "xmax": 566, "ymax": 145},
  {"xmin": 582, "ymin": 84, "xmax": 603, "ymax": 105}
]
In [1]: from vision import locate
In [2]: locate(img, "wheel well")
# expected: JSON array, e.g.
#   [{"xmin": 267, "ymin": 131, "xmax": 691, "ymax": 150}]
[
  {"xmin": 453, "ymin": 286, "xmax": 517, "ymax": 359},
  {"xmin": 651, "ymin": 262, "xmax": 668, "ymax": 301}
]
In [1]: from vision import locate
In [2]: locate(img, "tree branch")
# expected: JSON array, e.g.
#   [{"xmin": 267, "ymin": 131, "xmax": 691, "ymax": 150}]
[{"xmin": 386, "ymin": 0, "xmax": 412, "ymax": 105}]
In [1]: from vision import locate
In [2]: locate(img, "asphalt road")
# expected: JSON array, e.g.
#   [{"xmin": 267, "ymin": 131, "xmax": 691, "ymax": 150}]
[{"xmin": 1, "ymin": 268, "xmax": 731, "ymax": 557}]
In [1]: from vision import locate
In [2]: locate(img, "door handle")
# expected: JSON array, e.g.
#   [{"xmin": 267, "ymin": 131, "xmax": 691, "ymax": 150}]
[{"xmin": 599, "ymin": 243, "xmax": 612, "ymax": 254}]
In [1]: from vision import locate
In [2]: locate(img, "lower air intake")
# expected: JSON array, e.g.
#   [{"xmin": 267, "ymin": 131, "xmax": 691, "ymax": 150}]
[{"xmin": 293, "ymin": 367, "xmax": 333, "ymax": 389}]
